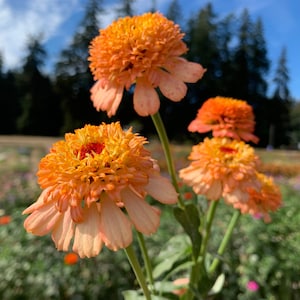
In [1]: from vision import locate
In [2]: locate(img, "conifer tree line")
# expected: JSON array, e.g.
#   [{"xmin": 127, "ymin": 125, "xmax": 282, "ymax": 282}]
[{"xmin": 0, "ymin": 0, "xmax": 298, "ymax": 148}]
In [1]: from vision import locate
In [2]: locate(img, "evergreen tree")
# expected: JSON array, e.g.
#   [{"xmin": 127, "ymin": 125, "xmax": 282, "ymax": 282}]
[
  {"xmin": 116, "ymin": 0, "xmax": 135, "ymax": 17},
  {"xmin": 17, "ymin": 36, "xmax": 61, "ymax": 136},
  {"xmin": 0, "ymin": 54, "xmax": 20, "ymax": 134},
  {"xmin": 166, "ymin": 0, "xmax": 183, "ymax": 25},
  {"xmin": 268, "ymin": 47, "xmax": 292, "ymax": 147},
  {"xmin": 55, "ymin": 0, "xmax": 107, "ymax": 134}
]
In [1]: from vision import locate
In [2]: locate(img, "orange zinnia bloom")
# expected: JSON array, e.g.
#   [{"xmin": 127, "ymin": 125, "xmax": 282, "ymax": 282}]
[
  {"xmin": 64, "ymin": 252, "xmax": 79, "ymax": 265},
  {"xmin": 226, "ymin": 172, "xmax": 282, "ymax": 222},
  {"xmin": 188, "ymin": 97, "xmax": 259, "ymax": 143},
  {"xmin": 0, "ymin": 215, "xmax": 11, "ymax": 225},
  {"xmin": 23, "ymin": 122, "xmax": 177, "ymax": 258},
  {"xmin": 88, "ymin": 12, "xmax": 205, "ymax": 117},
  {"xmin": 179, "ymin": 138, "xmax": 260, "ymax": 201}
]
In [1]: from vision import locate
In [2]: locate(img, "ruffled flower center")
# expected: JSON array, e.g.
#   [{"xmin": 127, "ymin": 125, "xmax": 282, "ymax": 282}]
[{"xmin": 75, "ymin": 142, "xmax": 105, "ymax": 160}]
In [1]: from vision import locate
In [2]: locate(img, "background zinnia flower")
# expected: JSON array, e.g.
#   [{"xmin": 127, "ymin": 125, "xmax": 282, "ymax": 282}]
[
  {"xmin": 89, "ymin": 12, "xmax": 205, "ymax": 117},
  {"xmin": 247, "ymin": 280, "xmax": 259, "ymax": 292},
  {"xmin": 23, "ymin": 122, "xmax": 177, "ymax": 258},
  {"xmin": 179, "ymin": 137, "xmax": 260, "ymax": 201},
  {"xmin": 227, "ymin": 172, "xmax": 282, "ymax": 222},
  {"xmin": 64, "ymin": 252, "xmax": 79, "ymax": 265},
  {"xmin": 188, "ymin": 96, "xmax": 259, "ymax": 143}
]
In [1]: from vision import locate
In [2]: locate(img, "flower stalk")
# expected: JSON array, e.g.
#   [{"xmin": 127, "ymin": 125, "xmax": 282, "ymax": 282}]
[
  {"xmin": 208, "ymin": 210, "xmax": 241, "ymax": 274},
  {"xmin": 124, "ymin": 244, "xmax": 152, "ymax": 300},
  {"xmin": 151, "ymin": 112, "xmax": 184, "ymax": 208}
]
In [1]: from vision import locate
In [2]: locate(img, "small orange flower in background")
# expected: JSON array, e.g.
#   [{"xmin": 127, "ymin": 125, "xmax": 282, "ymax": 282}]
[
  {"xmin": 23, "ymin": 122, "xmax": 177, "ymax": 258},
  {"xmin": 64, "ymin": 252, "xmax": 79, "ymax": 265},
  {"xmin": 0, "ymin": 215, "xmax": 11, "ymax": 225},
  {"xmin": 88, "ymin": 12, "xmax": 206, "ymax": 117},
  {"xmin": 188, "ymin": 96, "xmax": 259, "ymax": 143},
  {"xmin": 227, "ymin": 172, "xmax": 282, "ymax": 222},
  {"xmin": 179, "ymin": 137, "xmax": 260, "ymax": 202}
]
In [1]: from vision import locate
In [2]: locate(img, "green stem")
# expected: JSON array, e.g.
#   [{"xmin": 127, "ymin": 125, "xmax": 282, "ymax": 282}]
[
  {"xmin": 200, "ymin": 200, "xmax": 219, "ymax": 259},
  {"xmin": 136, "ymin": 232, "xmax": 155, "ymax": 292},
  {"xmin": 124, "ymin": 244, "xmax": 152, "ymax": 300},
  {"xmin": 151, "ymin": 112, "xmax": 184, "ymax": 208},
  {"xmin": 208, "ymin": 210, "xmax": 241, "ymax": 275}
]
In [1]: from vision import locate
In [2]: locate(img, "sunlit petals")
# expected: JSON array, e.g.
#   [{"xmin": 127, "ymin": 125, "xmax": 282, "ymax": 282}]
[
  {"xmin": 23, "ymin": 200, "xmax": 60, "ymax": 236},
  {"xmin": 122, "ymin": 188, "xmax": 160, "ymax": 235},
  {"xmin": 73, "ymin": 203, "xmax": 103, "ymax": 258},
  {"xmin": 188, "ymin": 96, "xmax": 259, "ymax": 143},
  {"xmin": 90, "ymin": 80, "xmax": 123, "ymax": 117},
  {"xmin": 145, "ymin": 173, "xmax": 178, "ymax": 204},
  {"xmin": 134, "ymin": 77, "xmax": 160, "ymax": 116},
  {"xmin": 165, "ymin": 57, "xmax": 206, "ymax": 83},
  {"xmin": 157, "ymin": 69, "xmax": 187, "ymax": 102},
  {"xmin": 52, "ymin": 208, "xmax": 75, "ymax": 252},
  {"xmin": 100, "ymin": 195, "xmax": 132, "ymax": 251},
  {"xmin": 88, "ymin": 12, "xmax": 205, "ymax": 116}
]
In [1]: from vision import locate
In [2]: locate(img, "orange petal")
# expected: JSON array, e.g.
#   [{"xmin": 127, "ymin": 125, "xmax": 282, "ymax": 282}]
[
  {"xmin": 166, "ymin": 57, "xmax": 206, "ymax": 83},
  {"xmin": 90, "ymin": 80, "xmax": 123, "ymax": 117},
  {"xmin": 145, "ymin": 173, "xmax": 178, "ymax": 204},
  {"xmin": 52, "ymin": 208, "xmax": 75, "ymax": 251},
  {"xmin": 72, "ymin": 203, "xmax": 102, "ymax": 258},
  {"xmin": 157, "ymin": 69, "xmax": 187, "ymax": 102},
  {"xmin": 134, "ymin": 78, "xmax": 160, "ymax": 116},
  {"xmin": 100, "ymin": 195, "xmax": 132, "ymax": 251},
  {"xmin": 122, "ymin": 188, "xmax": 160, "ymax": 235},
  {"xmin": 24, "ymin": 201, "xmax": 61, "ymax": 236}
]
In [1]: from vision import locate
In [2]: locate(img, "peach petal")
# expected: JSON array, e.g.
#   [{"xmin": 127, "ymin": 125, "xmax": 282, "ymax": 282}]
[
  {"xmin": 166, "ymin": 57, "xmax": 206, "ymax": 83},
  {"xmin": 100, "ymin": 195, "xmax": 132, "ymax": 251},
  {"xmin": 145, "ymin": 174, "xmax": 178, "ymax": 204},
  {"xmin": 24, "ymin": 201, "xmax": 61, "ymax": 236},
  {"xmin": 188, "ymin": 120, "xmax": 212, "ymax": 133},
  {"xmin": 122, "ymin": 188, "xmax": 160, "ymax": 235},
  {"xmin": 134, "ymin": 78, "xmax": 160, "ymax": 116},
  {"xmin": 157, "ymin": 70, "xmax": 187, "ymax": 102},
  {"xmin": 72, "ymin": 203, "xmax": 102, "ymax": 258},
  {"xmin": 22, "ymin": 188, "xmax": 51, "ymax": 214},
  {"xmin": 52, "ymin": 208, "xmax": 75, "ymax": 251},
  {"xmin": 90, "ymin": 80, "xmax": 124, "ymax": 117}
]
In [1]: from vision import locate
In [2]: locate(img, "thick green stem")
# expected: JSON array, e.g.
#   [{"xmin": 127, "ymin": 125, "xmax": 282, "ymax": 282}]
[
  {"xmin": 124, "ymin": 244, "xmax": 152, "ymax": 300},
  {"xmin": 200, "ymin": 200, "xmax": 219, "ymax": 259},
  {"xmin": 136, "ymin": 232, "xmax": 155, "ymax": 292},
  {"xmin": 151, "ymin": 112, "xmax": 184, "ymax": 208},
  {"xmin": 208, "ymin": 210, "xmax": 241, "ymax": 274}
]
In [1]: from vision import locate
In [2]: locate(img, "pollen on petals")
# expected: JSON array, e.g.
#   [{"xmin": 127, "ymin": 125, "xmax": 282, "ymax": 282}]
[
  {"xmin": 88, "ymin": 12, "xmax": 205, "ymax": 117},
  {"xmin": 22, "ymin": 122, "xmax": 177, "ymax": 258}
]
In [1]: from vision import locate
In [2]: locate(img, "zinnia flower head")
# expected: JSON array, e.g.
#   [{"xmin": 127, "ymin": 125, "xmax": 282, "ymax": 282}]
[
  {"xmin": 179, "ymin": 137, "xmax": 260, "ymax": 201},
  {"xmin": 23, "ymin": 122, "xmax": 177, "ymax": 258},
  {"xmin": 188, "ymin": 96, "xmax": 259, "ymax": 143},
  {"xmin": 88, "ymin": 12, "xmax": 206, "ymax": 117},
  {"xmin": 64, "ymin": 252, "xmax": 79, "ymax": 265},
  {"xmin": 227, "ymin": 172, "xmax": 282, "ymax": 222}
]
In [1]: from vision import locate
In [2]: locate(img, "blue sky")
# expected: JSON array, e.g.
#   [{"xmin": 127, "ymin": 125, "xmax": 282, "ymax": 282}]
[{"xmin": 0, "ymin": 0, "xmax": 299, "ymax": 99}]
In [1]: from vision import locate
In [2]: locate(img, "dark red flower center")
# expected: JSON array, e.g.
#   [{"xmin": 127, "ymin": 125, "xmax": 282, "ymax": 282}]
[
  {"xmin": 75, "ymin": 142, "xmax": 105, "ymax": 160},
  {"xmin": 219, "ymin": 146, "xmax": 237, "ymax": 154}
]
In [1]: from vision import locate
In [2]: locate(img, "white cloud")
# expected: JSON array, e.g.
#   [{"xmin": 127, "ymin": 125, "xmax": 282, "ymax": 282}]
[{"xmin": 0, "ymin": 0, "xmax": 80, "ymax": 69}]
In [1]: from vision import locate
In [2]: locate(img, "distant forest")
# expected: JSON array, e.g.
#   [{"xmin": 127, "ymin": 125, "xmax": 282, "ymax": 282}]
[{"xmin": 1, "ymin": 0, "xmax": 300, "ymax": 148}]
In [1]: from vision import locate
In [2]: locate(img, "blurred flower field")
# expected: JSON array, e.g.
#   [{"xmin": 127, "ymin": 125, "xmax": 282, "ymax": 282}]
[{"xmin": 1, "ymin": 136, "xmax": 300, "ymax": 300}]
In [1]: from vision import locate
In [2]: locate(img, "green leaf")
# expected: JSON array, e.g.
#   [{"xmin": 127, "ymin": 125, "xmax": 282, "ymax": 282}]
[
  {"xmin": 152, "ymin": 234, "xmax": 190, "ymax": 279},
  {"xmin": 208, "ymin": 273, "xmax": 225, "ymax": 295},
  {"xmin": 173, "ymin": 204, "xmax": 202, "ymax": 260}
]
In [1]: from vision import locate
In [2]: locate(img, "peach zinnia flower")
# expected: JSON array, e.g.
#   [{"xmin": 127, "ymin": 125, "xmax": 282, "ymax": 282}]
[
  {"xmin": 188, "ymin": 97, "xmax": 259, "ymax": 143},
  {"xmin": 179, "ymin": 138, "xmax": 260, "ymax": 201},
  {"xmin": 227, "ymin": 172, "xmax": 282, "ymax": 222},
  {"xmin": 88, "ymin": 12, "xmax": 205, "ymax": 117},
  {"xmin": 23, "ymin": 122, "xmax": 177, "ymax": 258}
]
